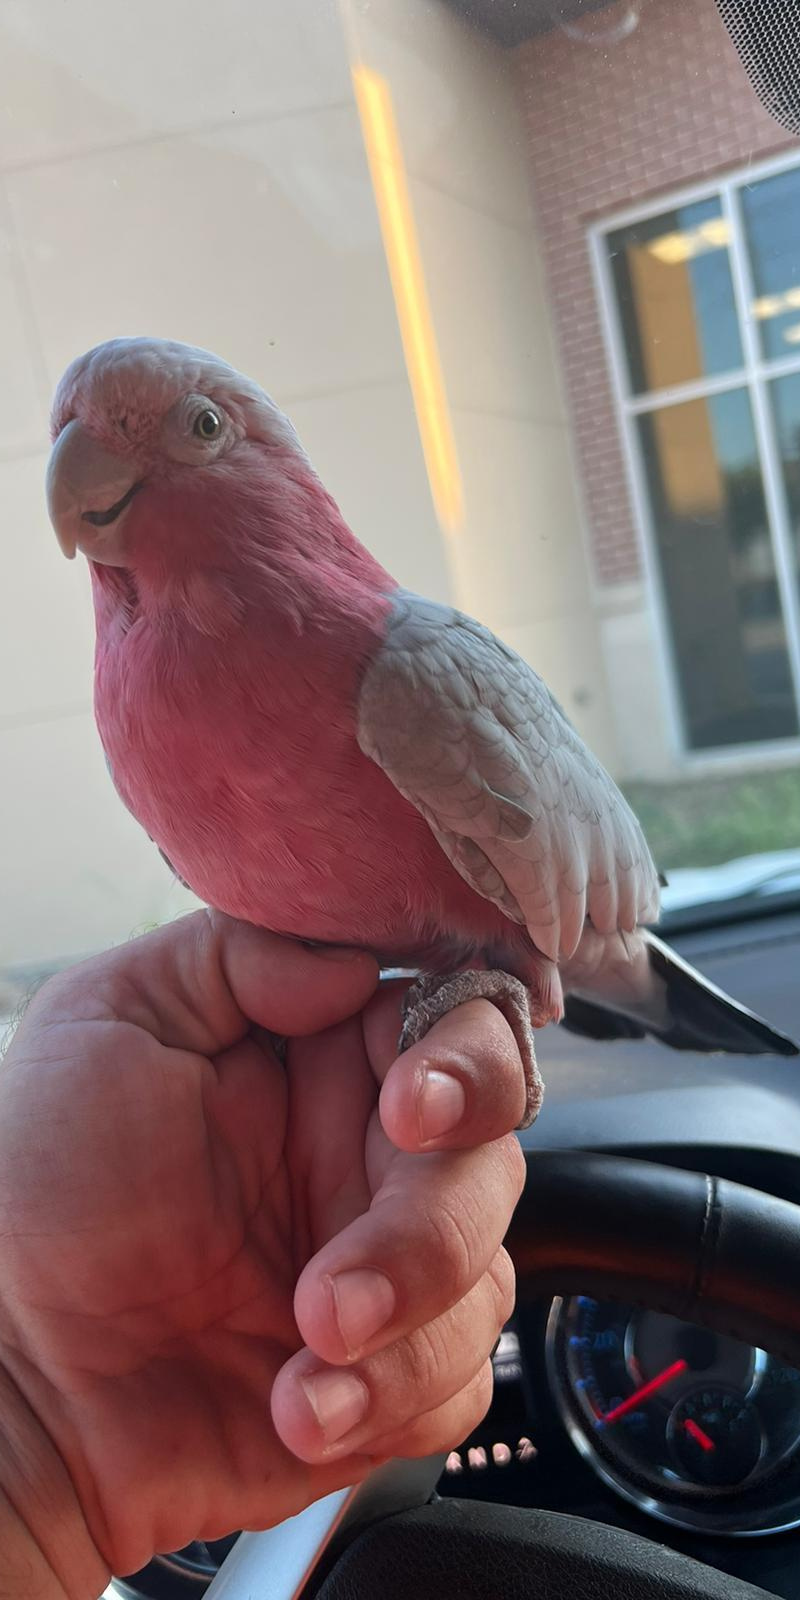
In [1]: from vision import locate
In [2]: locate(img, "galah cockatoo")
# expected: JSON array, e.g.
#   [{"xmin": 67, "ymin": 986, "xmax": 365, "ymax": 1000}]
[{"xmin": 45, "ymin": 339, "xmax": 798, "ymax": 1126}]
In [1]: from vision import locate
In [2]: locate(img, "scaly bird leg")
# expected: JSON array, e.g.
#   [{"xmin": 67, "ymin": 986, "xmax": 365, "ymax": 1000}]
[{"xmin": 399, "ymin": 971, "xmax": 544, "ymax": 1130}]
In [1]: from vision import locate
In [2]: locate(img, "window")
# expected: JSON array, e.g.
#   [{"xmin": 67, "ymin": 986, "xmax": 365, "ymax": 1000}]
[{"xmin": 596, "ymin": 159, "xmax": 800, "ymax": 754}]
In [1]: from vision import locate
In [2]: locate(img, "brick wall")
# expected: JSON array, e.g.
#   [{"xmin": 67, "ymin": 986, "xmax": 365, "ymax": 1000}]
[{"xmin": 515, "ymin": 0, "xmax": 793, "ymax": 586}]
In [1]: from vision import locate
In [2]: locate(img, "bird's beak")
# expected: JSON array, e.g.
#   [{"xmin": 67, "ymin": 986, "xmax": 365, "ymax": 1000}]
[{"xmin": 46, "ymin": 418, "xmax": 143, "ymax": 564}]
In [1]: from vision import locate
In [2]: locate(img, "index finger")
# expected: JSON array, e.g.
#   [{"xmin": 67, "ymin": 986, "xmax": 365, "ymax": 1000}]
[
  {"xmin": 364, "ymin": 987, "xmax": 529, "ymax": 1152},
  {"xmin": 292, "ymin": 1133, "xmax": 524, "ymax": 1368}
]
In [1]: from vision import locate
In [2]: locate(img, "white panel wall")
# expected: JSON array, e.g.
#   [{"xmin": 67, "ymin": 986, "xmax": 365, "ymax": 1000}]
[{"xmin": 0, "ymin": 0, "xmax": 615, "ymax": 978}]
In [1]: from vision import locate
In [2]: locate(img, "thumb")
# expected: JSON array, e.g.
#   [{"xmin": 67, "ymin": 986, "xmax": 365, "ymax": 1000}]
[
  {"xmin": 38, "ymin": 910, "xmax": 379, "ymax": 1057},
  {"xmin": 209, "ymin": 911, "xmax": 379, "ymax": 1043}
]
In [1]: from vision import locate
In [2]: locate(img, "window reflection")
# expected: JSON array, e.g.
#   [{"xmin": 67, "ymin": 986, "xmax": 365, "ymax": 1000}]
[
  {"xmin": 638, "ymin": 390, "xmax": 798, "ymax": 749},
  {"xmin": 771, "ymin": 373, "xmax": 800, "ymax": 584},
  {"xmin": 607, "ymin": 198, "xmax": 742, "ymax": 395},
  {"xmin": 742, "ymin": 169, "xmax": 800, "ymax": 360}
]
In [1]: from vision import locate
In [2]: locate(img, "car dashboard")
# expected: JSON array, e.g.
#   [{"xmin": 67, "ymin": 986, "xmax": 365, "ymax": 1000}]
[
  {"xmin": 112, "ymin": 906, "xmax": 800, "ymax": 1600},
  {"xmin": 436, "ymin": 906, "xmax": 800, "ymax": 1600}
]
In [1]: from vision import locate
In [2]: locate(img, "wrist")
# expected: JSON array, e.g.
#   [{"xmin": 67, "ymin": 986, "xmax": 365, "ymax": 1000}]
[{"xmin": 0, "ymin": 1364, "xmax": 109, "ymax": 1600}]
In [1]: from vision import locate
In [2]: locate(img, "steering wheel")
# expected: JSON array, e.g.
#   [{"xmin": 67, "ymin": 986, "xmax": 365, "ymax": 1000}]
[{"xmin": 204, "ymin": 1150, "xmax": 800, "ymax": 1599}]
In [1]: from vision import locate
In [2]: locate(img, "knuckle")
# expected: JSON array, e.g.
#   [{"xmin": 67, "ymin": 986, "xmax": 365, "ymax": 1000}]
[
  {"xmin": 385, "ymin": 1363, "xmax": 495, "ymax": 1461},
  {"xmin": 468, "ymin": 1358, "xmax": 496, "ymax": 1411},
  {"xmin": 28, "ymin": 968, "xmax": 75, "ymax": 1016},
  {"xmin": 467, "ymin": 1364, "xmax": 495, "ymax": 1428},
  {"xmin": 447, "ymin": 1364, "xmax": 495, "ymax": 1445},
  {"xmin": 488, "ymin": 1247, "xmax": 517, "ymax": 1330},
  {"xmin": 426, "ymin": 1191, "xmax": 482, "ymax": 1299},
  {"xmin": 498, "ymin": 1131, "xmax": 526, "ymax": 1201},
  {"xmin": 20, "ymin": 968, "xmax": 98, "ymax": 1039},
  {"xmin": 402, "ymin": 1317, "xmax": 451, "ymax": 1399}
]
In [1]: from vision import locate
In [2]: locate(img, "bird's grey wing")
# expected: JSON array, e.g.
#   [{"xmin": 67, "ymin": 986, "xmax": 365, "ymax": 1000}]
[{"xmin": 357, "ymin": 592, "xmax": 660, "ymax": 962}]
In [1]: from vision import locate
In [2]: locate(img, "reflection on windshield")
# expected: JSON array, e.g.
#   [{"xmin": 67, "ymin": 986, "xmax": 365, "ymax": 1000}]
[
  {"xmin": 637, "ymin": 391, "xmax": 797, "ymax": 749},
  {"xmin": 3, "ymin": 0, "xmax": 800, "ymax": 997}
]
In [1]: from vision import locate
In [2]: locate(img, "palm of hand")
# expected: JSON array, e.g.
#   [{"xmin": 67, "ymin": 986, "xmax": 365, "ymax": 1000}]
[
  {"xmin": 1, "ymin": 995, "xmax": 407, "ymax": 1565},
  {"xmin": 0, "ymin": 918, "xmax": 525, "ymax": 1583}
]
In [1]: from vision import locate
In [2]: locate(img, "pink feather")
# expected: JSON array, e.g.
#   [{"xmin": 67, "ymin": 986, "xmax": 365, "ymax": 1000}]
[{"xmin": 86, "ymin": 424, "xmax": 518, "ymax": 971}]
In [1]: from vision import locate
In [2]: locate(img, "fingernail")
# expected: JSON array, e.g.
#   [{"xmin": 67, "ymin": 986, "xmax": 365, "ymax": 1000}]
[
  {"xmin": 301, "ymin": 1369, "xmax": 369, "ymax": 1447},
  {"xmin": 417, "ymin": 1069, "xmax": 466, "ymax": 1143},
  {"xmin": 329, "ymin": 1268, "xmax": 396, "ymax": 1357}
]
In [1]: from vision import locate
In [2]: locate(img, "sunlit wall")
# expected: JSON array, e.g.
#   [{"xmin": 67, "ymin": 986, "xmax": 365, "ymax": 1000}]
[{"xmin": 0, "ymin": 0, "xmax": 613, "ymax": 971}]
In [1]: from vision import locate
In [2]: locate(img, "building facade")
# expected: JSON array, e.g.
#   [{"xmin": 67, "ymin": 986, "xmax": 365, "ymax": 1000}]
[{"xmin": 516, "ymin": 0, "xmax": 800, "ymax": 778}]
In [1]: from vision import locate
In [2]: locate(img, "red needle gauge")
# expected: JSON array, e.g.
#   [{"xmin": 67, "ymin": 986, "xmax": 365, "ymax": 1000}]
[
  {"xmin": 597, "ymin": 1358, "xmax": 688, "ymax": 1427},
  {"xmin": 682, "ymin": 1417, "xmax": 716, "ymax": 1453}
]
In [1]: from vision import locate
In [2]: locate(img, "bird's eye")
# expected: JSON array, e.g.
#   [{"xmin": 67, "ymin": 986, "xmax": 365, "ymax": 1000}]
[{"xmin": 193, "ymin": 408, "xmax": 221, "ymax": 440}]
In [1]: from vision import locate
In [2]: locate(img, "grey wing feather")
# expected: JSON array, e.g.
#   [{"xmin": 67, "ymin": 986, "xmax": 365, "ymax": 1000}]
[{"xmin": 357, "ymin": 592, "xmax": 659, "ymax": 962}]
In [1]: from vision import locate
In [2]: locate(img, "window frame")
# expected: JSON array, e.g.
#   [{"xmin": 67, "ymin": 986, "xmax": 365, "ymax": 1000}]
[{"xmin": 589, "ymin": 146, "xmax": 800, "ymax": 768}]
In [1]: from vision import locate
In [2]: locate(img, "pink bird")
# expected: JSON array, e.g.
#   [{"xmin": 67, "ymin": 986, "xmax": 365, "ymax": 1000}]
[{"xmin": 45, "ymin": 338, "xmax": 797, "ymax": 1122}]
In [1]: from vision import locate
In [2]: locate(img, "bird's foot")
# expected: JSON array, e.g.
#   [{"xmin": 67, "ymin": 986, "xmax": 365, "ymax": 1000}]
[{"xmin": 399, "ymin": 970, "xmax": 544, "ymax": 1130}]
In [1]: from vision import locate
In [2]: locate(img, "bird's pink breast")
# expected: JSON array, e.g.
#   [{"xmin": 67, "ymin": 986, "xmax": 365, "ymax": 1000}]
[{"xmin": 94, "ymin": 597, "xmax": 511, "ymax": 965}]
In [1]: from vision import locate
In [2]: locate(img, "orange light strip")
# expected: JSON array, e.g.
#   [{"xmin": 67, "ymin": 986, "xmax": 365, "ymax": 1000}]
[{"xmin": 352, "ymin": 63, "xmax": 463, "ymax": 536}]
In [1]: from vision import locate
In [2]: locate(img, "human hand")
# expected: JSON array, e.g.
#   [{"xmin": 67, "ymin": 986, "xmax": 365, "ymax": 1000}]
[{"xmin": 0, "ymin": 913, "xmax": 526, "ymax": 1592}]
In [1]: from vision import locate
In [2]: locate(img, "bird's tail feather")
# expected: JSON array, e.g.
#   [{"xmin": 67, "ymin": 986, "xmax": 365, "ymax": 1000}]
[{"xmin": 561, "ymin": 928, "xmax": 799, "ymax": 1058}]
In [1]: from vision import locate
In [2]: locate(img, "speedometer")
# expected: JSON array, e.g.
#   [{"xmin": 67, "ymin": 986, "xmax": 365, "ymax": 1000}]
[{"xmin": 546, "ymin": 1295, "xmax": 800, "ymax": 1535}]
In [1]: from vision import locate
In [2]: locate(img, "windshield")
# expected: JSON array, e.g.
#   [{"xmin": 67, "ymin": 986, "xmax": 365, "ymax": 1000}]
[{"xmin": 3, "ymin": 0, "xmax": 800, "ymax": 1015}]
